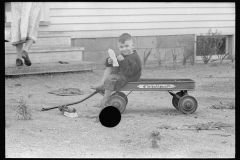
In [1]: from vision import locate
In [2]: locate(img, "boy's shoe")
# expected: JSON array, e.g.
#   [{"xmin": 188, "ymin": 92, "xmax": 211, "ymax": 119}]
[
  {"xmin": 58, "ymin": 106, "xmax": 76, "ymax": 113},
  {"xmin": 58, "ymin": 106, "xmax": 78, "ymax": 118},
  {"xmin": 63, "ymin": 111, "xmax": 78, "ymax": 118},
  {"xmin": 22, "ymin": 50, "xmax": 32, "ymax": 66},
  {"xmin": 16, "ymin": 58, "xmax": 23, "ymax": 69}
]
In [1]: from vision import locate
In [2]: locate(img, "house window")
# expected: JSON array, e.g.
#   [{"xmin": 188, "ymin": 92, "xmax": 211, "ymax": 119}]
[
  {"xmin": 5, "ymin": 2, "xmax": 50, "ymax": 26},
  {"xmin": 196, "ymin": 36, "xmax": 227, "ymax": 59}
]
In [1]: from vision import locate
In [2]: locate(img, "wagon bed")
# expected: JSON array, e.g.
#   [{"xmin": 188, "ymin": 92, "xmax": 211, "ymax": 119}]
[{"xmin": 120, "ymin": 78, "xmax": 195, "ymax": 91}]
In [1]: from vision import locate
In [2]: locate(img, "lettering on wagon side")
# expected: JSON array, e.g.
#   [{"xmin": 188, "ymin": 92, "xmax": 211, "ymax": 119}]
[{"xmin": 137, "ymin": 84, "xmax": 176, "ymax": 89}]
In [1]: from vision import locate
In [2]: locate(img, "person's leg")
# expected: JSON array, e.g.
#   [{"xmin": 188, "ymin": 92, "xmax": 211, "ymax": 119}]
[
  {"xmin": 92, "ymin": 89, "xmax": 113, "ymax": 122},
  {"xmin": 23, "ymin": 39, "xmax": 33, "ymax": 52},
  {"xmin": 91, "ymin": 67, "xmax": 112, "ymax": 90},
  {"xmin": 16, "ymin": 43, "xmax": 24, "ymax": 59},
  {"xmin": 92, "ymin": 86, "xmax": 113, "ymax": 108},
  {"xmin": 100, "ymin": 89, "xmax": 112, "ymax": 107},
  {"xmin": 15, "ymin": 43, "xmax": 24, "ymax": 68},
  {"xmin": 101, "ymin": 67, "xmax": 112, "ymax": 84},
  {"xmin": 21, "ymin": 39, "xmax": 33, "ymax": 66}
]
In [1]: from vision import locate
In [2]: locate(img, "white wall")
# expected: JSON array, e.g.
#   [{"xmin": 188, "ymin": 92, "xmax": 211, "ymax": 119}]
[{"xmin": 43, "ymin": 2, "xmax": 235, "ymax": 38}]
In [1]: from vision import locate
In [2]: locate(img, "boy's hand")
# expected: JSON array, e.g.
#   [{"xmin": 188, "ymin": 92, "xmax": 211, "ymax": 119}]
[
  {"xmin": 108, "ymin": 58, "xmax": 113, "ymax": 64},
  {"xmin": 117, "ymin": 54, "xmax": 124, "ymax": 61},
  {"xmin": 115, "ymin": 50, "xmax": 120, "ymax": 56}
]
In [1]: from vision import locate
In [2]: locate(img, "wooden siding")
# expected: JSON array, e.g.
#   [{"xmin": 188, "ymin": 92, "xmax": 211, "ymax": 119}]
[
  {"xmin": 29, "ymin": 2, "xmax": 238, "ymax": 38},
  {"xmin": 49, "ymin": 8, "xmax": 234, "ymax": 16},
  {"xmin": 39, "ymin": 21, "xmax": 235, "ymax": 31},
  {"xmin": 49, "ymin": 2, "xmax": 235, "ymax": 8},
  {"xmin": 50, "ymin": 15, "xmax": 235, "ymax": 24}
]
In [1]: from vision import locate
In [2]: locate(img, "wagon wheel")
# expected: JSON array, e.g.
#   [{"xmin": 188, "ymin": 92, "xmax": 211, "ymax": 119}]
[
  {"xmin": 111, "ymin": 91, "xmax": 128, "ymax": 104},
  {"xmin": 106, "ymin": 95, "xmax": 127, "ymax": 114},
  {"xmin": 172, "ymin": 91, "xmax": 185, "ymax": 110},
  {"xmin": 178, "ymin": 95, "xmax": 198, "ymax": 114}
]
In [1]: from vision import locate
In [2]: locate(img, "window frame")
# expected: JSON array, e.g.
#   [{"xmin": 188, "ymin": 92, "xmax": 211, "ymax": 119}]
[{"xmin": 194, "ymin": 33, "xmax": 234, "ymax": 61}]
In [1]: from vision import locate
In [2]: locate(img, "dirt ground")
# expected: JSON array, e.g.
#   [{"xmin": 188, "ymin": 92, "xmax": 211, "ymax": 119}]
[{"xmin": 5, "ymin": 61, "xmax": 235, "ymax": 158}]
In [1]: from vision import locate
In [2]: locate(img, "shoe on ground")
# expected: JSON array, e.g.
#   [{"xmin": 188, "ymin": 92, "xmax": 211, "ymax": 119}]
[
  {"xmin": 22, "ymin": 50, "xmax": 32, "ymax": 66},
  {"xmin": 16, "ymin": 58, "xmax": 23, "ymax": 69}
]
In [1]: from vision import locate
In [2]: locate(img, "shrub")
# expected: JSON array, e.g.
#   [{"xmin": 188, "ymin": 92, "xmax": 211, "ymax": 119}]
[{"xmin": 196, "ymin": 28, "xmax": 225, "ymax": 64}]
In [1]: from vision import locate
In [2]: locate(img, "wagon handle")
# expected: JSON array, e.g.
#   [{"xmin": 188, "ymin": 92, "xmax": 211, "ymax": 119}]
[
  {"xmin": 126, "ymin": 91, "xmax": 132, "ymax": 96},
  {"xmin": 41, "ymin": 90, "xmax": 100, "ymax": 111}
]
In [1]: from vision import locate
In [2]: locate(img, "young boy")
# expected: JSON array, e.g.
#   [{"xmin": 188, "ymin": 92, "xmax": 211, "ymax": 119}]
[{"xmin": 90, "ymin": 33, "xmax": 142, "ymax": 121}]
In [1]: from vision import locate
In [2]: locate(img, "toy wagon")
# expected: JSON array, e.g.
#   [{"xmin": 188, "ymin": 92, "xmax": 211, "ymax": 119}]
[
  {"xmin": 42, "ymin": 78, "xmax": 198, "ymax": 115},
  {"xmin": 106, "ymin": 78, "xmax": 198, "ymax": 114}
]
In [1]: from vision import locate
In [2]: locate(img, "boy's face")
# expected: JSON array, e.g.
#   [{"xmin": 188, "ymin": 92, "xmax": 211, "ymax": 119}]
[{"xmin": 118, "ymin": 40, "xmax": 133, "ymax": 56}]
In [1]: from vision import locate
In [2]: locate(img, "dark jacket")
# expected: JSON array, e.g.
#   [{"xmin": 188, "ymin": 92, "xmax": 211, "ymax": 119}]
[{"xmin": 105, "ymin": 50, "xmax": 142, "ymax": 83}]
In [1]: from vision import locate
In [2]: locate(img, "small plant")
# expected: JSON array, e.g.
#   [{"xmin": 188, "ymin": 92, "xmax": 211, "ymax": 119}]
[
  {"xmin": 228, "ymin": 51, "xmax": 235, "ymax": 62},
  {"xmin": 149, "ymin": 131, "xmax": 161, "ymax": 149},
  {"xmin": 216, "ymin": 52, "xmax": 229, "ymax": 64},
  {"xmin": 153, "ymin": 50, "xmax": 162, "ymax": 66},
  {"xmin": 143, "ymin": 48, "xmax": 152, "ymax": 67},
  {"xmin": 213, "ymin": 36, "xmax": 229, "ymax": 64},
  {"xmin": 153, "ymin": 48, "xmax": 172, "ymax": 66},
  {"xmin": 171, "ymin": 51, "xmax": 177, "ymax": 69},
  {"xmin": 153, "ymin": 53, "xmax": 162, "ymax": 66},
  {"xmin": 182, "ymin": 44, "xmax": 195, "ymax": 66},
  {"xmin": 16, "ymin": 97, "xmax": 32, "ymax": 120}
]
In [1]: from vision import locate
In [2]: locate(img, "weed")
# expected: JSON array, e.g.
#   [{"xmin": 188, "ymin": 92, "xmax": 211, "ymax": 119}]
[
  {"xmin": 16, "ymin": 97, "xmax": 32, "ymax": 120},
  {"xmin": 171, "ymin": 51, "xmax": 177, "ymax": 69},
  {"xmin": 183, "ymin": 50, "xmax": 194, "ymax": 66},
  {"xmin": 228, "ymin": 51, "xmax": 235, "ymax": 62},
  {"xmin": 143, "ymin": 48, "xmax": 152, "ymax": 67},
  {"xmin": 149, "ymin": 131, "xmax": 161, "ymax": 149}
]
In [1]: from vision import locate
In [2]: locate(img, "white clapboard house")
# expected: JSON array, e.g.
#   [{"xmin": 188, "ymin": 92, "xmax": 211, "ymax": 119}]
[{"xmin": 5, "ymin": 2, "xmax": 235, "ymax": 68}]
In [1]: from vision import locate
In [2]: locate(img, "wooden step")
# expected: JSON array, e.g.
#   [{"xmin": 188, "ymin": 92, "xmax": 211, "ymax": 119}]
[
  {"xmin": 5, "ymin": 46, "xmax": 84, "ymax": 66},
  {"xmin": 5, "ymin": 61, "xmax": 96, "ymax": 76}
]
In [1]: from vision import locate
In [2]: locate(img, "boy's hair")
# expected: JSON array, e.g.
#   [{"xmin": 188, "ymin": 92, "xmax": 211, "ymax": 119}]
[{"xmin": 118, "ymin": 33, "xmax": 132, "ymax": 44}]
